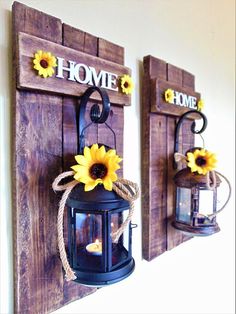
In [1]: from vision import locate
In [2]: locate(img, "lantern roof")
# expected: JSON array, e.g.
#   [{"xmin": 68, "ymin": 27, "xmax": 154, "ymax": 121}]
[
  {"xmin": 174, "ymin": 168, "xmax": 221, "ymax": 188},
  {"xmin": 66, "ymin": 183, "xmax": 130, "ymax": 210}
]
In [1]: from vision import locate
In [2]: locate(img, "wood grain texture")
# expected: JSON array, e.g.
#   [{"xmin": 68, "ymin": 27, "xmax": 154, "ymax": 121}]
[
  {"xmin": 142, "ymin": 55, "xmax": 197, "ymax": 260},
  {"xmin": 150, "ymin": 78, "xmax": 201, "ymax": 115},
  {"xmin": 98, "ymin": 38, "xmax": 124, "ymax": 65},
  {"xmin": 12, "ymin": 1, "xmax": 128, "ymax": 313},
  {"xmin": 17, "ymin": 32, "xmax": 131, "ymax": 106},
  {"xmin": 63, "ymin": 24, "xmax": 98, "ymax": 56}
]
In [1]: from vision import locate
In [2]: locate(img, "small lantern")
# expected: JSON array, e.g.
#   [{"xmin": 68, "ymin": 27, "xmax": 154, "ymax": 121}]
[
  {"xmin": 173, "ymin": 166, "xmax": 221, "ymax": 235},
  {"xmin": 53, "ymin": 86, "xmax": 138, "ymax": 286},
  {"xmin": 66, "ymin": 183, "xmax": 135, "ymax": 286},
  {"xmin": 172, "ymin": 110, "xmax": 231, "ymax": 236}
]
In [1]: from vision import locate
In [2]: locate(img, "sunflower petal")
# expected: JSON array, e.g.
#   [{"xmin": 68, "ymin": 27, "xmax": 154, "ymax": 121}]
[
  {"xmin": 103, "ymin": 177, "xmax": 113, "ymax": 191},
  {"xmin": 84, "ymin": 179, "xmax": 101, "ymax": 191},
  {"xmin": 75, "ymin": 155, "xmax": 89, "ymax": 166},
  {"xmin": 96, "ymin": 145, "xmax": 106, "ymax": 161},
  {"xmin": 90, "ymin": 144, "xmax": 99, "ymax": 160}
]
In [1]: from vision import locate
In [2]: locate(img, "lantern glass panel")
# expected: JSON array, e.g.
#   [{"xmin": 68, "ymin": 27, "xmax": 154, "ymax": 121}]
[
  {"xmin": 111, "ymin": 210, "xmax": 130, "ymax": 269},
  {"xmin": 176, "ymin": 187, "xmax": 191, "ymax": 224},
  {"xmin": 198, "ymin": 189, "xmax": 214, "ymax": 216},
  {"xmin": 75, "ymin": 211, "xmax": 103, "ymax": 271}
]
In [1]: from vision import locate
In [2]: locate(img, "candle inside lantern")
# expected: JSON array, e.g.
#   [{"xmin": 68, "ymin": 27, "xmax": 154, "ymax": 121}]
[{"xmin": 86, "ymin": 239, "xmax": 102, "ymax": 255}]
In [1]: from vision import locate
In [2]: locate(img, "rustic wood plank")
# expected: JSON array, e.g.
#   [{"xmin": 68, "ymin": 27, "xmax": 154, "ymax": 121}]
[
  {"xmin": 13, "ymin": 1, "xmax": 62, "ymax": 44},
  {"xmin": 166, "ymin": 116, "xmax": 184, "ymax": 250},
  {"xmin": 182, "ymin": 70, "xmax": 195, "ymax": 91},
  {"xmin": 167, "ymin": 64, "xmax": 183, "ymax": 85},
  {"xmin": 142, "ymin": 55, "xmax": 168, "ymax": 260},
  {"xmin": 14, "ymin": 92, "xmax": 63, "ymax": 314},
  {"xmin": 12, "ymin": 2, "xmax": 64, "ymax": 313},
  {"xmin": 17, "ymin": 32, "xmax": 131, "ymax": 106},
  {"xmin": 98, "ymin": 38, "xmax": 124, "ymax": 65},
  {"xmin": 141, "ymin": 74, "xmax": 152, "ymax": 260},
  {"xmin": 63, "ymin": 24, "xmax": 98, "ymax": 56},
  {"xmin": 142, "ymin": 55, "xmax": 198, "ymax": 261},
  {"xmin": 143, "ymin": 55, "xmax": 167, "ymax": 79},
  {"xmin": 149, "ymin": 114, "xmax": 167, "ymax": 258},
  {"xmin": 150, "ymin": 78, "xmax": 201, "ymax": 115}
]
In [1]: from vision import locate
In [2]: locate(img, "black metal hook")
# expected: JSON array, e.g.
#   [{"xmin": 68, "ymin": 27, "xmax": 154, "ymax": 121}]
[
  {"xmin": 173, "ymin": 110, "xmax": 208, "ymax": 169},
  {"xmin": 77, "ymin": 86, "xmax": 113, "ymax": 153}
]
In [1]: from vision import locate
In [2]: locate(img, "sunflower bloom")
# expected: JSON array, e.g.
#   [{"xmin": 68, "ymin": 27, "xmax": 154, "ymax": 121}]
[
  {"xmin": 33, "ymin": 50, "xmax": 57, "ymax": 78},
  {"xmin": 71, "ymin": 144, "xmax": 122, "ymax": 191},
  {"xmin": 164, "ymin": 88, "xmax": 174, "ymax": 103},
  {"xmin": 186, "ymin": 148, "xmax": 217, "ymax": 175},
  {"xmin": 120, "ymin": 74, "xmax": 134, "ymax": 95},
  {"xmin": 197, "ymin": 99, "xmax": 204, "ymax": 111}
]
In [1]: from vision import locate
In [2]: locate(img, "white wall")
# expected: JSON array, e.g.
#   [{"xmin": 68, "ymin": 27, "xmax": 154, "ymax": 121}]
[{"xmin": 0, "ymin": 0, "xmax": 235, "ymax": 313}]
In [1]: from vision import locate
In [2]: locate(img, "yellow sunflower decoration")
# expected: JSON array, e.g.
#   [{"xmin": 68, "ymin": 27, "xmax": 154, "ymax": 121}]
[
  {"xmin": 71, "ymin": 144, "xmax": 122, "ymax": 191},
  {"xmin": 164, "ymin": 88, "xmax": 174, "ymax": 103},
  {"xmin": 186, "ymin": 148, "xmax": 217, "ymax": 175},
  {"xmin": 197, "ymin": 99, "xmax": 204, "ymax": 111},
  {"xmin": 33, "ymin": 50, "xmax": 57, "ymax": 78},
  {"xmin": 120, "ymin": 74, "xmax": 134, "ymax": 95}
]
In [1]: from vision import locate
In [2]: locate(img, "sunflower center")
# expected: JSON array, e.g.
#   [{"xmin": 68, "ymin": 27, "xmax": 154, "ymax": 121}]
[
  {"xmin": 196, "ymin": 157, "xmax": 207, "ymax": 166},
  {"xmin": 40, "ymin": 59, "xmax": 48, "ymax": 68},
  {"xmin": 124, "ymin": 81, "xmax": 129, "ymax": 88},
  {"xmin": 89, "ymin": 163, "xmax": 108, "ymax": 179}
]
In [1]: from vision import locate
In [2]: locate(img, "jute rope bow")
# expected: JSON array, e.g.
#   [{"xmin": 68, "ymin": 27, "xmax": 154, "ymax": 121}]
[
  {"xmin": 52, "ymin": 171, "xmax": 139, "ymax": 281},
  {"xmin": 174, "ymin": 152, "xmax": 232, "ymax": 219}
]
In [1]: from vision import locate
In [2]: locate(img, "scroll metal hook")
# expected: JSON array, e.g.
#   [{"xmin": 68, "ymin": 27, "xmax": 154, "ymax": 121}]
[
  {"xmin": 77, "ymin": 86, "xmax": 114, "ymax": 153},
  {"xmin": 173, "ymin": 110, "xmax": 208, "ymax": 169}
]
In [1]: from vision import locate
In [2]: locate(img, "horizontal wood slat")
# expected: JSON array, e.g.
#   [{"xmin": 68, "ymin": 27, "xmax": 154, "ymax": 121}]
[
  {"xmin": 150, "ymin": 78, "xmax": 201, "ymax": 116},
  {"xmin": 17, "ymin": 32, "xmax": 131, "ymax": 105}
]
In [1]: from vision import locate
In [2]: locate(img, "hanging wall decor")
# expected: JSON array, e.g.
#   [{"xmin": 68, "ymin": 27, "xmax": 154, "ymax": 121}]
[
  {"xmin": 12, "ymin": 2, "xmax": 134, "ymax": 313},
  {"xmin": 52, "ymin": 86, "xmax": 139, "ymax": 286},
  {"xmin": 141, "ymin": 55, "xmax": 230, "ymax": 261},
  {"xmin": 173, "ymin": 110, "xmax": 231, "ymax": 236}
]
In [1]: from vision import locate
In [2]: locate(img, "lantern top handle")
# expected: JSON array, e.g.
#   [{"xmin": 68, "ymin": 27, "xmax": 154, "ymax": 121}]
[
  {"xmin": 174, "ymin": 110, "xmax": 208, "ymax": 169},
  {"xmin": 77, "ymin": 86, "xmax": 114, "ymax": 153}
]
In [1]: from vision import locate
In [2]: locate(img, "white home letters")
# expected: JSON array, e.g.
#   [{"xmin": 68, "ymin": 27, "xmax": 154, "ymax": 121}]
[
  {"xmin": 56, "ymin": 57, "xmax": 118, "ymax": 91},
  {"xmin": 171, "ymin": 90, "xmax": 197, "ymax": 109}
]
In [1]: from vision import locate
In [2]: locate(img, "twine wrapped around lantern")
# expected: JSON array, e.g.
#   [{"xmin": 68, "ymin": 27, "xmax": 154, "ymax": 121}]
[{"xmin": 52, "ymin": 166, "xmax": 139, "ymax": 282}]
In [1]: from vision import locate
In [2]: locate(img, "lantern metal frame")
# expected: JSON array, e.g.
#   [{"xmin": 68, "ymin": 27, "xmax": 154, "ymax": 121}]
[
  {"xmin": 66, "ymin": 86, "xmax": 135, "ymax": 286},
  {"xmin": 172, "ymin": 110, "xmax": 222, "ymax": 236}
]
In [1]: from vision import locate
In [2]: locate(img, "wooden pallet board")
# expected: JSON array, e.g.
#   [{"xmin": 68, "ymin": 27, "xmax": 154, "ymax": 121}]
[
  {"xmin": 142, "ymin": 55, "xmax": 198, "ymax": 261},
  {"xmin": 12, "ymin": 1, "xmax": 129, "ymax": 313}
]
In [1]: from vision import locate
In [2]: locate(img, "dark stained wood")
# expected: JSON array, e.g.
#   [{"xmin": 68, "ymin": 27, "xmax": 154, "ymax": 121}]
[
  {"xmin": 150, "ymin": 78, "xmax": 201, "ymax": 115},
  {"xmin": 12, "ymin": 1, "xmax": 129, "ymax": 312},
  {"xmin": 142, "ymin": 55, "xmax": 197, "ymax": 260},
  {"xmin": 63, "ymin": 24, "xmax": 98, "ymax": 56},
  {"xmin": 12, "ymin": 2, "xmax": 65, "ymax": 312},
  {"xmin": 142, "ymin": 55, "xmax": 168, "ymax": 260},
  {"xmin": 143, "ymin": 55, "xmax": 167, "ymax": 79},
  {"xmin": 13, "ymin": 1, "xmax": 62, "ymax": 44},
  {"xmin": 141, "ymin": 74, "xmax": 152, "ymax": 260},
  {"xmin": 17, "ymin": 32, "xmax": 131, "ymax": 106},
  {"xmin": 167, "ymin": 64, "xmax": 183, "ymax": 85},
  {"xmin": 98, "ymin": 38, "xmax": 124, "ymax": 65},
  {"xmin": 182, "ymin": 70, "xmax": 195, "ymax": 91},
  {"xmin": 149, "ymin": 114, "xmax": 167, "ymax": 259}
]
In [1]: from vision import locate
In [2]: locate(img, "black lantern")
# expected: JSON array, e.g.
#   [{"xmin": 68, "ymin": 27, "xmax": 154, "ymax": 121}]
[
  {"xmin": 66, "ymin": 184, "xmax": 135, "ymax": 286},
  {"xmin": 65, "ymin": 86, "xmax": 136, "ymax": 286},
  {"xmin": 172, "ymin": 110, "xmax": 231, "ymax": 236}
]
